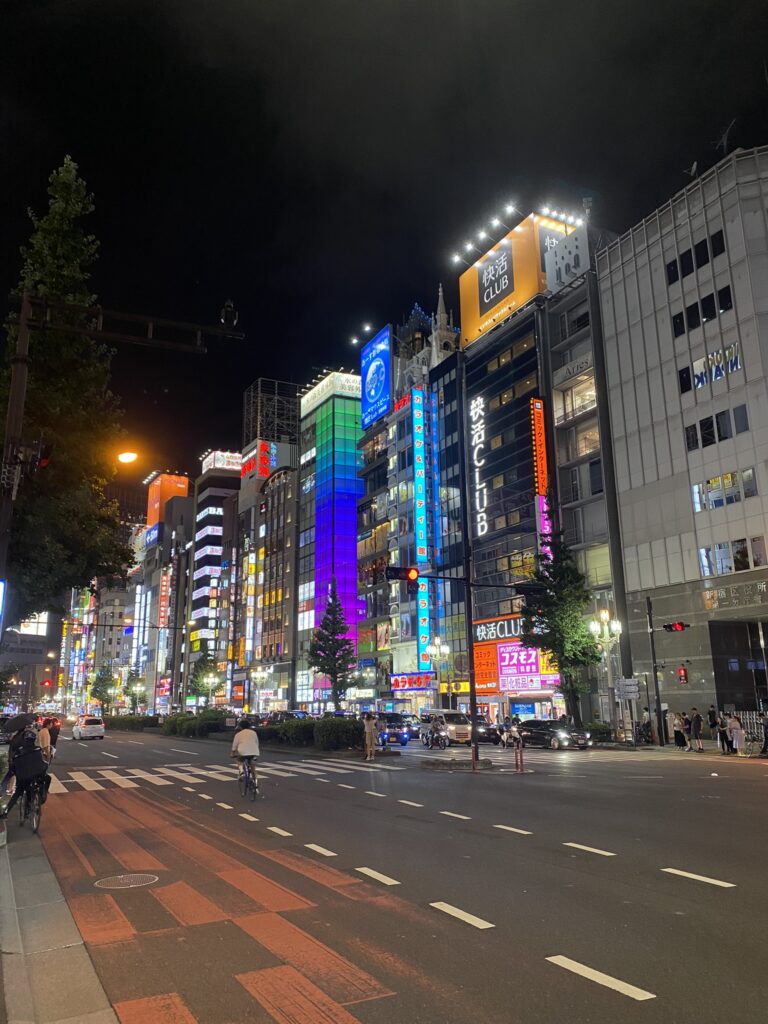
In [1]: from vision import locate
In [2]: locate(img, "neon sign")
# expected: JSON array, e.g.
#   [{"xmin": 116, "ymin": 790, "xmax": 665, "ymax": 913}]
[{"xmin": 469, "ymin": 395, "xmax": 488, "ymax": 536}]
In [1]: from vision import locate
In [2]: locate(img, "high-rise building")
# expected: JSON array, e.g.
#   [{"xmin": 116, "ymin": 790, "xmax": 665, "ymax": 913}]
[
  {"xmin": 243, "ymin": 378, "xmax": 299, "ymax": 449},
  {"xmin": 596, "ymin": 145, "xmax": 768, "ymax": 712},
  {"xmin": 296, "ymin": 371, "xmax": 363, "ymax": 708}
]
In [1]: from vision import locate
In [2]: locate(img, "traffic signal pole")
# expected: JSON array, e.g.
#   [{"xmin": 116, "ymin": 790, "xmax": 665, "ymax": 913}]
[{"xmin": 646, "ymin": 596, "xmax": 666, "ymax": 746}]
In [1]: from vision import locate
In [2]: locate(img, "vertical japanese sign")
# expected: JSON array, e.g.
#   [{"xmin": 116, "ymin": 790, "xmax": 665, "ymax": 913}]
[
  {"xmin": 412, "ymin": 388, "xmax": 431, "ymax": 670},
  {"xmin": 469, "ymin": 395, "xmax": 488, "ymax": 537},
  {"xmin": 530, "ymin": 397, "xmax": 552, "ymax": 558}
]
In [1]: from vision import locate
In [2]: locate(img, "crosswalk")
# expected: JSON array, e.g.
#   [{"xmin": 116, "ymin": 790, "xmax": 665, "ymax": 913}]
[
  {"xmin": 398, "ymin": 745, "xmax": 689, "ymax": 767},
  {"xmin": 49, "ymin": 757, "xmax": 406, "ymax": 794}
]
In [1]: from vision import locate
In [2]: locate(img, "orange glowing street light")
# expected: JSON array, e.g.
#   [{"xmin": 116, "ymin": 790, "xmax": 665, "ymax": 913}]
[{"xmin": 117, "ymin": 451, "xmax": 138, "ymax": 464}]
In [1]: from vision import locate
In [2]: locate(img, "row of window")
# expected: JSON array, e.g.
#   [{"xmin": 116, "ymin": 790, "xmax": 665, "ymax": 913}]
[
  {"xmin": 699, "ymin": 535, "xmax": 767, "ymax": 577},
  {"xmin": 488, "ymin": 374, "xmax": 538, "ymax": 410},
  {"xmin": 486, "ymin": 334, "xmax": 534, "ymax": 374},
  {"xmin": 678, "ymin": 341, "xmax": 741, "ymax": 395},
  {"xmin": 692, "ymin": 467, "xmax": 757, "ymax": 512},
  {"xmin": 672, "ymin": 285, "xmax": 733, "ymax": 337},
  {"xmin": 666, "ymin": 229, "xmax": 725, "ymax": 285},
  {"xmin": 685, "ymin": 404, "xmax": 749, "ymax": 451}
]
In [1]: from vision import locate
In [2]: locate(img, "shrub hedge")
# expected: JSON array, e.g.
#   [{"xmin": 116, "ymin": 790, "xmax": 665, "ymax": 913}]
[
  {"xmin": 585, "ymin": 720, "xmax": 613, "ymax": 742},
  {"xmin": 104, "ymin": 715, "xmax": 160, "ymax": 731},
  {"xmin": 313, "ymin": 717, "xmax": 364, "ymax": 750},
  {"xmin": 162, "ymin": 712, "xmax": 229, "ymax": 738}
]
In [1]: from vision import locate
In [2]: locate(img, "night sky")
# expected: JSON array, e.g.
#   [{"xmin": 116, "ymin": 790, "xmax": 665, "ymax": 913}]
[{"xmin": 3, "ymin": 0, "xmax": 767, "ymax": 478}]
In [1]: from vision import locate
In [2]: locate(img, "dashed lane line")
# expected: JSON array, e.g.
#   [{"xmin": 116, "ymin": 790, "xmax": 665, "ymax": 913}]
[
  {"xmin": 439, "ymin": 811, "xmax": 471, "ymax": 820},
  {"xmin": 170, "ymin": 748, "xmax": 201, "ymax": 755},
  {"xmin": 398, "ymin": 799, "xmax": 424, "ymax": 808},
  {"xmin": 356, "ymin": 867, "xmax": 400, "ymax": 886},
  {"xmin": 314, "ymin": 778, "xmax": 330, "ymax": 783},
  {"xmin": 546, "ymin": 955, "xmax": 655, "ymax": 1001},
  {"xmin": 100, "ymin": 751, "xmax": 119, "ymax": 759},
  {"xmin": 661, "ymin": 867, "xmax": 735, "ymax": 888},
  {"xmin": 305, "ymin": 844, "xmax": 337, "ymax": 858},
  {"xmin": 563, "ymin": 842, "xmax": 617, "ymax": 857},
  {"xmin": 365, "ymin": 791, "xmax": 387, "ymax": 798},
  {"xmin": 267, "ymin": 827, "xmax": 292, "ymax": 837},
  {"xmin": 239, "ymin": 813, "xmax": 259, "ymax": 821},
  {"xmin": 493, "ymin": 825, "xmax": 532, "ymax": 835},
  {"xmin": 337, "ymin": 784, "xmax": 356, "ymax": 790},
  {"xmin": 198, "ymin": 794, "xmax": 213, "ymax": 801},
  {"xmin": 430, "ymin": 902, "xmax": 494, "ymax": 930},
  {"xmin": 216, "ymin": 803, "xmax": 233, "ymax": 810}
]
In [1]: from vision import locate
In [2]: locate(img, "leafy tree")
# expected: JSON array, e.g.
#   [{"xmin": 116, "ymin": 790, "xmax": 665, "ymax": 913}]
[
  {"xmin": 188, "ymin": 640, "xmax": 220, "ymax": 704},
  {"xmin": 308, "ymin": 578, "xmax": 356, "ymax": 709},
  {"xmin": 520, "ymin": 534, "xmax": 601, "ymax": 727},
  {"xmin": 0, "ymin": 663, "xmax": 20, "ymax": 705},
  {"xmin": 89, "ymin": 665, "xmax": 116, "ymax": 711},
  {"xmin": 124, "ymin": 668, "xmax": 143, "ymax": 712},
  {"xmin": 1, "ymin": 156, "xmax": 132, "ymax": 621}
]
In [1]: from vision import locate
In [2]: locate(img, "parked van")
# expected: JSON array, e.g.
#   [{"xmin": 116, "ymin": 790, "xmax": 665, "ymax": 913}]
[{"xmin": 418, "ymin": 710, "xmax": 471, "ymax": 746}]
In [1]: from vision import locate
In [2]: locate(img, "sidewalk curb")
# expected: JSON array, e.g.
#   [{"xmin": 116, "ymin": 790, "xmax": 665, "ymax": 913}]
[{"xmin": 0, "ymin": 831, "xmax": 118, "ymax": 1024}]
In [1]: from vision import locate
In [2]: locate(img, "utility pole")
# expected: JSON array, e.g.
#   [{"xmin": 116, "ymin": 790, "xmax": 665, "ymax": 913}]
[{"xmin": 646, "ymin": 596, "xmax": 666, "ymax": 746}]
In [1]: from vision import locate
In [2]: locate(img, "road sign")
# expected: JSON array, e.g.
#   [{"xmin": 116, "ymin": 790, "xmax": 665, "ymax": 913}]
[{"xmin": 615, "ymin": 677, "xmax": 641, "ymax": 699}]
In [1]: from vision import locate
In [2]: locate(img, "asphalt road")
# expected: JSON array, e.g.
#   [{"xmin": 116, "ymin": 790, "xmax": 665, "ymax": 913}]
[{"xmin": 24, "ymin": 727, "xmax": 768, "ymax": 1023}]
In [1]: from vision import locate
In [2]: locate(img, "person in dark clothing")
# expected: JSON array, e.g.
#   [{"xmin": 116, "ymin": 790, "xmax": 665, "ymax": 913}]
[
  {"xmin": 717, "ymin": 713, "xmax": 733, "ymax": 754},
  {"xmin": 1, "ymin": 727, "xmax": 33, "ymax": 795},
  {"xmin": 0, "ymin": 733, "xmax": 50, "ymax": 818},
  {"xmin": 47, "ymin": 718, "xmax": 60, "ymax": 749},
  {"xmin": 691, "ymin": 708, "xmax": 704, "ymax": 752},
  {"xmin": 707, "ymin": 705, "xmax": 719, "ymax": 741}
]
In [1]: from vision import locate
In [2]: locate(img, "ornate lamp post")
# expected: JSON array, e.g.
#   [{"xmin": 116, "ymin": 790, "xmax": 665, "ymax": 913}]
[
  {"xmin": 589, "ymin": 610, "xmax": 622, "ymax": 728},
  {"xmin": 426, "ymin": 636, "xmax": 451, "ymax": 708}
]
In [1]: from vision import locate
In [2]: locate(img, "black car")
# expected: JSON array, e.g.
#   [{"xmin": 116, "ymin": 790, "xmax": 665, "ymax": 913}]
[
  {"xmin": 377, "ymin": 712, "xmax": 411, "ymax": 746},
  {"xmin": 470, "ymin": 716, "xmax": 501, "ymax": 744},
  {"xmin": 518, "ymin": 719, "xmax": 593, "ymax": 750}
]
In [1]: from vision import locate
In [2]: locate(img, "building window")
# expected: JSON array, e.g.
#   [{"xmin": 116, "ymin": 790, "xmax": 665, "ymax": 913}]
[
  {"xmin": 666, "ymin": 258, "xmax": 679, "ymax": 285},
  {"xmin": 489, "ymin": 396, "xmax": 501, "ymax": 411},
  {"xmin": 733, "ymin": 404, "xmax": 749, "ymax": 434},
  {"xmin": 686, "ymin": 302, "xmax": 701, "ymax": 331},
  {"xmin": 694, "ymin": 238, "xmax": 710, "ymax": 269},
  {"xmin": 691, "ymin": 483, "xmax": 707, "ymax": 512},
  {"xmin": 742, "ymin": 467, "xmax": 758, "ymax": 499},
  {"xmin": 751, "ymin": 536, "xmax": 767, "ymax": 567},
  {"xmin": 589, "ymin": 459, "xmax": 603, "ymax": 495},
  {"xmin": 680, "ymin": 248, "xmax": 694, "ymax": 277},
  {"xmin": 678, "ymin": 367, "xmax": 692, "ymax": 393},
  {"xmin": 699, "ymin": 416, "xmax": 715, "ymax": 447},
  {"xmin": 698, "ymin": 546, "xmax": 714, "ymax": 577},
  {"xmin": 514, "ymin": 375, "xmax": 537, "ymax": 399},
  {"xmin": 714, "ymin": 542, "xmax": 733, "ymax": 575},
  {"xmin": 673, "ymin": 312, "xmax": 685, "ymax": 338},
  {"xmin": 732, "ymin": 538, "xmax": 750, "ymax": 571},
  {"xmin": 715, "ymin": 410, "xmax": 732, "ymax": 441},
  {"xmin": 500, "ymin": 389, "xmax": 513, "ymax": 405},
  {"xmin": 685, "ymin": 424, "xmax": 699, "ymax": 451},
  {"xmin": 487, "ymin": 357, "xmax": 499, "ymax": 373},
  {"xmin": 494, "ymin": 516, "xmax": 507, "ymax": 531},
  {"xmin": 513, "ymin": 335, "xmax": 534, "ymax": 358},
  {"xmin": 491, "ymin": 434, "xmax": 503, "ymax": 450},
  {"xmin": 701, "ymin": 293, "xmax": 716, "ymax": 322},
  {"xmin": 718, "ymin": 285, "xmax": 733, "ymax": 313},
  {"xmin": 710, "ymin": 229, "xmax": 725, "ymax": 257},
  {"xmin": 492, "ymin": 474, "xmax": 504, "ymax": 489},
  {"xmin": 499, "ymin": 349, "xmax": 512, "ymax": 367}
]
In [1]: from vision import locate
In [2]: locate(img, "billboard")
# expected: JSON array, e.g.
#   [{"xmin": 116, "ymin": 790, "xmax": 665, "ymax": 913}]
[
  {"xmin": 360, "ymin": 326, "xmax": 392, "ymax": 429},
  {"xmin": 147, "ymin": 473, "xmax": 188, "ymax": 528},
  {"xmin": 459, "ymin": 213, "xmax": 571, "ymax": 348},
  {"xmin": 472, "ymin": 614, "xmax": 560, "ymax": 695},
  {"xmin": 201, "ymin": 450, "xmax": 241, "ymax": 474}
]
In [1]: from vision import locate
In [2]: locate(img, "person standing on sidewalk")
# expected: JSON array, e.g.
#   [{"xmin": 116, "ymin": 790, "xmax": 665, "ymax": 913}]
[
  {"xmin": 707, "ymin": 705, "xmax": 719, "ymax": 741},
  {"xmin": 728, "ymin": 713, "xmax": 746, "ymax": 757},
  {"xmin": 759, "ymin": 711, "xmax": 768, "ymax": 756},
  {"xmin": 690, "ymin": 708, "xmax": 704, "ymax": 752},
  {"xmin": 363, "ymin": 713, "xmax": 377, "ymax": 761},
  {"xmin": 682, "ymin": 712, "xmax": 693, "ymax": 751},
  {"xmin": 717, "ymin": 712, "xmax": 733, "ymax": 754},
  {"xmin": 673, "ymin": 712, "xmax": 686, "ymax": 749}
]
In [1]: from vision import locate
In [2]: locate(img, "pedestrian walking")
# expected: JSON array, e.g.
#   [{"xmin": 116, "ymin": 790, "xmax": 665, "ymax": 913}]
[
  {"xmin": 716, "ymin": 713, "xmax": 732, "ymax": 754},
  {"xmin": 682, "ymin": 712, "xmax": 693, "ymax": 751},
  {"xmin": 363, "ymin": 713, "xmax": 377, "ymax": 761},
  {"xmin": 673, "ymin": 712, "xmax": 686, "ymax": 749},
  {"xmin": 728, "ymin": 713, "xmax": 746, "ymax": 757},
  {"xmin": 500, "ymin": 716, "xmax": 512, "ymax": 749},
  {"xmin": 707, "ymin": 705, "xmax": 719, "ymax": 741},
  {"xmin": 690, "ymin": 708, "xmax": 704, "ymax": 752},
  {"xmin": 759, "ymin": 711, "xmax": 768, "ymax": 757}
]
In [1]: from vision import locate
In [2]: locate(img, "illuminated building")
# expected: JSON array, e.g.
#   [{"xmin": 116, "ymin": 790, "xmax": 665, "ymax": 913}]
[{"xmin": 296, "ymin": 371, "xmax": 363, "ymax": 707}]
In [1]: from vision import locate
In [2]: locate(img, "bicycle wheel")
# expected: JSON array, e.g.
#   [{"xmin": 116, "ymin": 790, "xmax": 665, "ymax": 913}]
[
  {"xmin": 18, "ymin": 791, "xmax": 28, "ymax": 826},
  {"xmin": 249, "ymin": 773, "xmax": 258, "ymax": 801},
  {"xmin": 30, "ymin": 788, "xmax": 41, "ymax": 833},
  {"xmin": 238, "ymin": 768, "xmax": 248, "ymax": 798}
]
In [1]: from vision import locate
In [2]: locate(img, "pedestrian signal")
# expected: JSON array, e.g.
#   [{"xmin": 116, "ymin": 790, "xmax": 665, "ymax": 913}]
[
  {"xmin": 663, "ymin": 622, "xmax": 690, "ymax": 632},
  {"xmin": 677, "ymin": 664, "xmax": 689, "ymax": 685}
]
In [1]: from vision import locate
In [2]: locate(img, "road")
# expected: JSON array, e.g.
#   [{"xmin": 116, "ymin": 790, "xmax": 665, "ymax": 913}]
[{"xmin": 18, "ymin": 727, "xmax": 768, "ymax": 1023}]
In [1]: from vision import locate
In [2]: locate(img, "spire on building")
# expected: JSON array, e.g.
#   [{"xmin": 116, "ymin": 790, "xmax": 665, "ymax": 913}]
[{"xmin": 429, "ymin": 283, "xmax": 459, "ymax": 368}]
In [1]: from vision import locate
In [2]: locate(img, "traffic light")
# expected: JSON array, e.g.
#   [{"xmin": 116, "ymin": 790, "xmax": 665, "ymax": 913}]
[
  {"xmin": 677, "ymin": 664, "xmax": 689, "ymax": 685},
  {"xmin": 41, "ymin": 679, "xmax": 52, "ymax": 688},
  {"xmin": 662, "ymin": 622, "xmax": 691, "ymax": 632},
  {"xmin": 385, "ymin": 565, "xmax": 419, "ymax": 595}
]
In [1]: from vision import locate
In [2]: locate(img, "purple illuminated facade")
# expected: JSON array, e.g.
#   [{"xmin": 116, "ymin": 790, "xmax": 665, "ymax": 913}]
[{"xmin": 296, "ymin": 373, "xmax": 363, "ymax": 706}]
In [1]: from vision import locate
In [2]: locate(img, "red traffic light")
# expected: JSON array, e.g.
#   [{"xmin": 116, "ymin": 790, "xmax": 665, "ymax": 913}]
[
  {"xmin": 41, "ymin": 679, "xmax": 52, "ymax": 687},
  {"xmin": 662, "ymin": 622, "xmax": 690, "ymax": 632},
  {"xmin": 385, "ymin": 566, "xmax": 420, "ymax": 582},
  {"xmin": 406, "ymin": 567, "xmax": 419, "ymax": 582},
  {"xmin": 677, "ymin": 664, "xmax": 689, "ymax": 685}
]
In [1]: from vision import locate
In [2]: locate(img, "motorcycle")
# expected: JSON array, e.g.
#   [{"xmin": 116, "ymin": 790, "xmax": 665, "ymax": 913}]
[{"xmin": 421, "ymin": 729, "xmax": 448, "ymax": 750}]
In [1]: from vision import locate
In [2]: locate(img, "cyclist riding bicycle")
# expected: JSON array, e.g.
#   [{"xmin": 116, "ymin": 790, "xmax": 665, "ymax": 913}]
[
  {"xmin": 0, "ymin": 730, "xmax": 50, "ymax": 820},
  {"xmin": 231, "ymin": 718, "xmax": 260, "ymax": 788}
]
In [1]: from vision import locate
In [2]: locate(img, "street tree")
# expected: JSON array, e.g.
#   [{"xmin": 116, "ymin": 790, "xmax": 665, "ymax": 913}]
[
  {"xmin": 520, "ymin": 534, "xmax": 601, "ymax": 727},
  {"xmin": 89, "ymin": 665, "xmax": 115, "ymax": 712},
  {"xmin": 0, "ymin": 663, "xmax": 20, "ymax": 705},
  {"xmin": 188, "ymin": 641, "xmax": 220, "ymax": 706},
  {"xmin": 308, "ymin": 578, "xmax": 356, "ymax": 709},
  {"xmin": 1, "ymin": 156, "xmax": 132, "ymax": 621}
]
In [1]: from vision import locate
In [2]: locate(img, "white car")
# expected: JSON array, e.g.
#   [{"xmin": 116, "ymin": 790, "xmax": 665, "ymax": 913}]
[{"xmin": 72, "ymin": 716, "xmax": 105, "ymax": 740}]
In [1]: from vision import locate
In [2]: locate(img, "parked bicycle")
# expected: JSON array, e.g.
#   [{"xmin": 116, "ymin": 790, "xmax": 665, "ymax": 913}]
[
  {"xmin": 237, "ymin": 757, "xmax": 260, "ymax": 801},
  {"xmin": 744, "ymin": 731, "xmax": 761, "ymax": 757}
]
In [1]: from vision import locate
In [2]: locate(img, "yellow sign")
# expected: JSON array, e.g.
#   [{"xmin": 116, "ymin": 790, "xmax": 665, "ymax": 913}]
[
  {"xmin": 530, "ymin": 397, "xmax": 548, "ymax": 496},
  {"xmin": 459, "ymin": 214, "xmax": 570, "ymax": 347},
  {"xmin": 439, "ymin": 680, "xmax": 469, "ymax": 693}
]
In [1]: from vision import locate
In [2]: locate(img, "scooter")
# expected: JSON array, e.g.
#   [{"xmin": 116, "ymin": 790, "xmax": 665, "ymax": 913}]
[{"xmin": 421, "ymin": 729, "xmax": 448, "ymax": 750}]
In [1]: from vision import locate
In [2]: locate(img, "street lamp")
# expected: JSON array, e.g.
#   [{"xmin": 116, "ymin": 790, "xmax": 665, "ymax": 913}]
[
  {"xmin": 589, "ymin": 610, "xmax": 622, "ymax": 728},
  {"xmin": 426, "ymin": 635, "xmax": 451, "ymax": 708},
  {"xmin": 251, "ymin": 665, "xmax": 273, "ymax": 716},
  {"xmin": 204, "ymin": 672, "xmax": 219, "ymax": 708}
]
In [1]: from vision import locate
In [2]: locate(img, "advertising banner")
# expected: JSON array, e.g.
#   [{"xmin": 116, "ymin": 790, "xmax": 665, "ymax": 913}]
[{"xmin": 360, "ymin": 326, "xmax": 391, "ymax": 429}]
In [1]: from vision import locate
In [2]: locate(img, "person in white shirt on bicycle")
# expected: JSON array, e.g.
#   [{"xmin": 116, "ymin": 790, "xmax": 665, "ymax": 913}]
[{"xmin": 231, "ymin": 719, "xmax": 260, "ymax": 790}]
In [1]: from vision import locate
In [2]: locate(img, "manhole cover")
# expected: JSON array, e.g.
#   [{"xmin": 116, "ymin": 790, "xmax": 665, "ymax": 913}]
[{"xmin": 94, "ymin": 873, "xmax": 158, "ymax": 890}]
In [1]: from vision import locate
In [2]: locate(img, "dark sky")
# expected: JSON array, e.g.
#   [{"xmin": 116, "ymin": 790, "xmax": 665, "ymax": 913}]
[{"xmin": 2, "ymin": 0, "xmax": 767, "ymax": 478}]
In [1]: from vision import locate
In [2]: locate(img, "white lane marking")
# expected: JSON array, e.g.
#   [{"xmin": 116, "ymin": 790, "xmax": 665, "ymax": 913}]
[
  {"xmin": 563, "ymin": 842, "xmax": 617, "ymax": 857},
  {"xmin": 152, "ymin": 750, "xmax": 166, "ymax": 754},
  {"xmin": 204, "ymin": 764, "xmax": 238, "ymax": 774},
  {"xmin": 155, "ymin": 769, "xmax": 204, "ymax": 784},
  {"xmin": 494, "ymin": 825, "xmax": 532, "ymax": 835},
  {"xmin": 267, "ymin": 826, "xmax": 292, "ymax": 837},
  {"xmin": 430, "ymin": 902, "xmax": 494, "ymax": 930},
  {"xmin": 182, "ymin": 768, "xmax": 239, "ymax": 781},
  {"xmin": 239, "ymin": 813, "xmax": 258, "ymax": 821},
  {"xmin": 314, "ymin": 778, "xmax": 330, "ymax": 783},
  {"xmin": 270, "ymin": 762, "xmax": 324, "ymax": 776},
  {"xmin": 356, "ymin": 867, "xmax": 401, "ymax": 886},
  {"xmin": 337, "ymin": 783, "xmax": 356, "ymax": 790},
  {"xmin": 198, "ymin": 794, "xmax": 213, "ymax": 801},
  {"xmin": 77, "ymin": 742, "xmax": 88, "ymax": 747},
  {"xmin": 321, "ymin": 757, "xmax": 405, "ymax": 771},
  {"xmin": 47, "ymin": 775, "xmax": 67, "ymax": 794},
  {"xmin": 97, "ymin": 770, "xmax": 139, "ymax": 789},
  {"xmin": 68, "ymin": 771, "xmax": 105, "ymax": 791},
  {"xmin": 170, "ymin": 748, "xmax": 200, "ymax": 755},
  {"xmin": 126, "ymin": 769, "xmax": 172, "ymax": 786},
  {"xmin": 365, "ymin": 790, "xmax": 387, "ymax": 798},
  {"xmin": 100, "ymin": 751, "xmax": 119, "ymax": 759},
  {"xmin": 297, "ymin": 760, "xmax": 353, "ymax": 774},
  {"xmin": 661, "ymin": 867, "xmax": 736, "ymax": 888},
  {"xmin": 216, "ymin": 802, "xmax": 233, "ymax": 810},
  {"xmin": 626, "ymin": 775, "xmax": 664, "ymax": 779},
  {"xmin": 183, "ymin": 786, "xmax": 195, "ymax": 792},
  {"xmin": 440, "ymin": 811, "xmax": 471, "ymax": 820},
  {"xmin": 398, "ymin": 799, "xmax": 424, "ymax": 807},
  {"xmin": 305, "ymin": 844, "xmax": 337, "ymax": 858},
  {"xmin": 546, "ymin": 955, "xmax": 655, "ymax": 1001},
  {"xmin": 126, "ymin": 740, "xmax": 143, "ymax": 745},
  {"xmin": 306, "ymin": 760, "xmax": 380, "ymax": 774}
]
